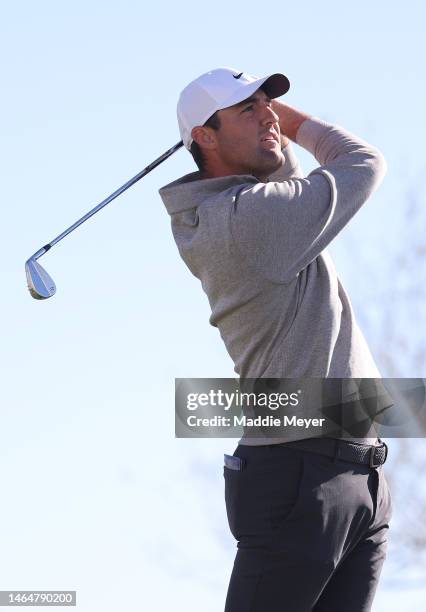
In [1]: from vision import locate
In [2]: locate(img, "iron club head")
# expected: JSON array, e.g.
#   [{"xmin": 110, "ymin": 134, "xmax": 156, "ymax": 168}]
[{"xmin": 25, "ymin": 258, "xmax": 56, "ymax": 300}]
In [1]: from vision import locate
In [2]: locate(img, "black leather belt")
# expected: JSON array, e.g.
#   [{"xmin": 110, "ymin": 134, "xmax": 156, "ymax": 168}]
[{"xmin": 282, "ymin": 437, "xmax": 388, "ymax": 468}]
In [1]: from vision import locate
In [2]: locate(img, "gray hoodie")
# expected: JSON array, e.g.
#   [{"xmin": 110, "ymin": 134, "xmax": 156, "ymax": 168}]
[{"xmin": 159, "ymin": 117, "xmax": 387, "ymax": 445}]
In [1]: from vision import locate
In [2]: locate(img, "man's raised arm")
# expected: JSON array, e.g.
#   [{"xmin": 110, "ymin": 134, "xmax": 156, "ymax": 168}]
[{"xmin": 231, "ymin": 107, "xmax": 387, "ymax": 284}]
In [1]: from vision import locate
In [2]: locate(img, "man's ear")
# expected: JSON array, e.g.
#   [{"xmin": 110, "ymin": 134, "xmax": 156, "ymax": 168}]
[{"xmin": 191, "ymin": 126, "xmax": 217, "ymax": 149}]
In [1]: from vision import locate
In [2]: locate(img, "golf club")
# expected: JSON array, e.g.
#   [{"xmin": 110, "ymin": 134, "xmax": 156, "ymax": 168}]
[{"xmin": 25, "ymin": 140, "xmax": 184, "ymax": 299}]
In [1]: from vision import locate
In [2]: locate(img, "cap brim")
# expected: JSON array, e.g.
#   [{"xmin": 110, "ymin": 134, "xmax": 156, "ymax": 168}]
[
  {"xmin": 217, "ymin": 72, "xmax": 290, "ymax": 112},
  {"xmin": 261, "ymin": 73, "xmax": 290, "ymax": 98}
]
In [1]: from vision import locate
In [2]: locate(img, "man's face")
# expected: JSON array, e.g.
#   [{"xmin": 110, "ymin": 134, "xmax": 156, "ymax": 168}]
[{"xmin": 212, "ymin": 88, "xmax": 283, "ymax": 180}]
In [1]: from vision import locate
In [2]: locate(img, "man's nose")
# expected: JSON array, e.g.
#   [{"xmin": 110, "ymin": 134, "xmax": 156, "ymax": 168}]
[{"xmin": 260, "ymin": 104, "xmax": 279, "ymax": 126}]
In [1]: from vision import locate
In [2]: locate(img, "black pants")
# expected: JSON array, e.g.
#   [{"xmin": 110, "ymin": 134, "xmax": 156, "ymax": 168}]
[{"xmin": 223, "ymin": 440, "xmax": 392, "ymax": 612}]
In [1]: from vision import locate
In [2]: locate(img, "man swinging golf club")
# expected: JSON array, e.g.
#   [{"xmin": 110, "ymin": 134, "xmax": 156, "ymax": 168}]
[{"xmin": 159, "ymin": 67, "xmax": 392, "ymax": 612}]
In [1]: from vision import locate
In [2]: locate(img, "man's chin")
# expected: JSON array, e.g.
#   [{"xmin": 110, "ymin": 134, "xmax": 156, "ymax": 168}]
[{"xmin": 254, "ymin": 150, "xmax": 284, "ymax": 181}]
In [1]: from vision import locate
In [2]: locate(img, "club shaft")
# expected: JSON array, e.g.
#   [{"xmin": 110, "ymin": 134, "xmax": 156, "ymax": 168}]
[{"xmin": 32, "ymin": 140, "xmax": 183, "ymax": 261}]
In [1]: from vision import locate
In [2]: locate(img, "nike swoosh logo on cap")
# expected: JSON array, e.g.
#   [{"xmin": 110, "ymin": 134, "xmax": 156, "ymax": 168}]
[{"xmin": 233, "ymin": 72, "xmax": 243, "ymax": 79}]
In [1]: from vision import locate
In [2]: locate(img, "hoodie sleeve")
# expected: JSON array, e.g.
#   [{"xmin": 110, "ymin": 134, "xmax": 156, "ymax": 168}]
[{"xmin": 230, "ymin": 117, "xmax": 387, "ymax": 284}]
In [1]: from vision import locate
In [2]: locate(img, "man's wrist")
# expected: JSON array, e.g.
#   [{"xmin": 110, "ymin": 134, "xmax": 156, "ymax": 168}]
[{"xmin": 273, "ymin": 100, "xmax": 312, "ymax": 142}]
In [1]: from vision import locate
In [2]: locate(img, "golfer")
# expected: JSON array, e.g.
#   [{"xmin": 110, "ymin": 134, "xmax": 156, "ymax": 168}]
[{"xmin": 159, "ymin": 67, "xmax": 392, "ymax": 611}]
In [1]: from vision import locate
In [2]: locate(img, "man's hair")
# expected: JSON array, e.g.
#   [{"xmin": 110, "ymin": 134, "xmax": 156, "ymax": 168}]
[{"xmin": 190, "ymin": 112, "xmax": 221, "ymax": 173}]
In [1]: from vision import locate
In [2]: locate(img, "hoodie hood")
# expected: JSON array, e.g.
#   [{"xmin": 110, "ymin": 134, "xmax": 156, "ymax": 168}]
[{"xmin": 159, "ymin": 171, "xmax": 259, "ymax": 215}]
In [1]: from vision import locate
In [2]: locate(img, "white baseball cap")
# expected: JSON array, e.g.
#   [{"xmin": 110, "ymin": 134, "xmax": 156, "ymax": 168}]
[{"xmin": 177, "ymin": 66, "xmax": 290, "ymax": 150}]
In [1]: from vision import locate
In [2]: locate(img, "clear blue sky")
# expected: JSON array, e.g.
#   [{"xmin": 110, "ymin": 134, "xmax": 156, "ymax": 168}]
[{"xmin": 1, "ymin": 1, "xmax": 425, "ymax": 610}]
